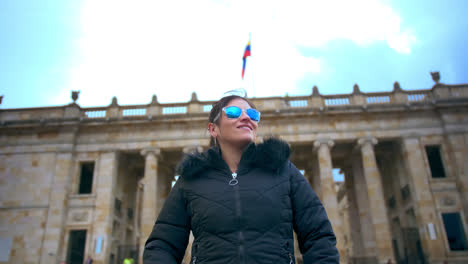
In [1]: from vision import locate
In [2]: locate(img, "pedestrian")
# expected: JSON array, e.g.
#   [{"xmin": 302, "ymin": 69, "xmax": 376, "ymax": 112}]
[
  {"xmin": 143, "ymin": 94, "xmax": 339, "ymax": 263},
  {"xmin": 85, "ymin": 256, "xmax": 93, "ymax": 264},
  {"xmin": 123, "ymin": 256, "xmax": 134, "ymax": 264}
]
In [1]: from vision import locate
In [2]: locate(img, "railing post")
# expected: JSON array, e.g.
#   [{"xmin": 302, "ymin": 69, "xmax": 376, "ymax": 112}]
[
  {"xmin": 310, "ymin": 86, "xmax": 324, "ymax": 108},
  {"xmin": 147, "ymin": 95, "xmax": 161, "ymax": 118},
  {"xmin": 432, "ymin": 84, "xmax": 450, "ymax": 100},
  {"xmin": 350, "ymin": 84, "xmax": 366, "ymax": 106},
  {"xmin": 392, "ymin": 82, "xmax": 407, "ymax": 104},
  {"xmin": 64, "ymin": 103, "xmax": 82, "ymax": 119},
  {"xmin": 107, "ymin": 97, "xmax": 120, "ymax": 119},
  {"xmin": 187, "ymin": 92, "xmax": 203, "ymax": 114}
]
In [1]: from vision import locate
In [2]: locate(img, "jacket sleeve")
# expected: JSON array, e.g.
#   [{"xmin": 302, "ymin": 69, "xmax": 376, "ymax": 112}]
[
  {"xmin": 143, "ymin": 179, "xmax": 190, "ymax": 264},
  {"xmin": 289, "ymin": 162, "xmax": 339, "ymax": 263}
]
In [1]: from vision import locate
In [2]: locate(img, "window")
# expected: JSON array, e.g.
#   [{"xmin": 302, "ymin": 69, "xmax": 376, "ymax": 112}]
[
  {"xmin": 127, "ymin": 208, "xmax": 134, "ymax": 221},
  {"xmin": 112, "ymin": 220, "xmax": 120, "ymax": 236},
  {"xmin": 114, "ymin": 198, "xmax": 122, "ymax": 216},
  {"xmin": 388, "ymin": 196, "xmax": 396, "ymax": 209},
  {"xmin": 78, "ymin": 162, "xmax": 94, "ymax": 194},
  {"xmin": 425, "ymin": 145, "xmax": 446, "ymax": 178},
  {"xmin": 442, "ymin": 212, "xmax": 468, "ymax": 251}
]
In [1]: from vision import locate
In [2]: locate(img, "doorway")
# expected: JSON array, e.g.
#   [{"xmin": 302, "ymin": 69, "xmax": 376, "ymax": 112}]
[{"xmin": 66, "ymin": 230, "xmax": 87, "ymax": 264}]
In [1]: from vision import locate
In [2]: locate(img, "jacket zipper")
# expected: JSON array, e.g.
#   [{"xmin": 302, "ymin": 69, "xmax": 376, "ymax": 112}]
[
  {"xmin": 191, "ymin": 256, "xmax": 196, "ymax": 264},
  {"xmin": 229, "ymin": 172, "xmax": 238, "ymax": 185},
  {"xmin": 234, "ymin": 184, "xmax": 245, "ymax": 264},
  {"xmin": 289, "ymin": 252, "xmax": 293, "ymax": 264},
  {"xmin": 232, "ymin": 172, "xmax": 245, "ymax": 264}
]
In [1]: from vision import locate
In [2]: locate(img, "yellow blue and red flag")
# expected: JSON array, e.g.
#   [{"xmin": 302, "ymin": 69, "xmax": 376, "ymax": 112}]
[{"xmin": 242, "ymin": 40, "xmax": 251, "ymax": 79}]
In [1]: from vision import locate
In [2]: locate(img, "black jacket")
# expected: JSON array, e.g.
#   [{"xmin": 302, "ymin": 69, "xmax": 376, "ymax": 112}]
[{"xmin": 144, "ymin": 138, "xmax": 339, "ymax": 264}]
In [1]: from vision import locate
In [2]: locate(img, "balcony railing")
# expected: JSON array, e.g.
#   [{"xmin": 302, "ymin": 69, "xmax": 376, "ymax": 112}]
[{"xmin": 1, "ymin": 83, "xmax": 467, "ymax": 124}]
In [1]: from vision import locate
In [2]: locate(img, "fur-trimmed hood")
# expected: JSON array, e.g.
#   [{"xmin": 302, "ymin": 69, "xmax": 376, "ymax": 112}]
[{"xmin": 176, "ymin": 138, "xmax": 291, "ymax": 178}]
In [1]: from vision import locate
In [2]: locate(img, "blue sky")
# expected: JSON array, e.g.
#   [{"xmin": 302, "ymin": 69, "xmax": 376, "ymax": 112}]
[{"xmin": 1, "ymin": 0, "xmax": 467, "ymax": 109}]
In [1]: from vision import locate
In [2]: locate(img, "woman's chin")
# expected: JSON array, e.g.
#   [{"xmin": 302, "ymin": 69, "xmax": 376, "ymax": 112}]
[{"xmin": 238, "ymin": 137, "xmax": 255, "ymax": 147}]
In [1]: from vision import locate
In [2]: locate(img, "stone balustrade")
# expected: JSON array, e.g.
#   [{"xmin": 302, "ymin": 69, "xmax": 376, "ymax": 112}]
[{"xmin": 1, "ymin": 83, "xmax": 467, "ymax": 125}]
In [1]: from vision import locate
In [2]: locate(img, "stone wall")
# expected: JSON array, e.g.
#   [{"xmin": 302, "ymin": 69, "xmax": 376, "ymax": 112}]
[{"xmin": 1, "ymin": 81, "xmax": 468, "ymax": 263}]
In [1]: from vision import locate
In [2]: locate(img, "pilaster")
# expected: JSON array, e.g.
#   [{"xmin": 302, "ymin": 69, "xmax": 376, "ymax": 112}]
[
  {"xmin": 447, "ymin": 133, "xmax": 468, "ymax": 224},
  {"xmin": 400, "ymin": 136, "xmax": 446, "ymax": 261},
  {"xmin": 357, "ymin": 137, "xmax": 394, "ymax": 263},
  {"xmin": 91, "ymin": 151, "xmax": 119, "ymax": 264},
  {"xmin": 464, "ymin": 133, "xmax": 468, "ymax": 224},
  {"xmin": 39, "ymin": 152, "xmax": 73, "ymax": 264}
]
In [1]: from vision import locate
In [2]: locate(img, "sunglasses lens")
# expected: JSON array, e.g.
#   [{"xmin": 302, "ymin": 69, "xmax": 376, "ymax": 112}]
[
  {"xmin": 246, "ymin": 109, "xmax": 260, "ymax": 122},
  {"xmin": 225, "ymin": 106, "xmax": 242, "ymax": 118}
]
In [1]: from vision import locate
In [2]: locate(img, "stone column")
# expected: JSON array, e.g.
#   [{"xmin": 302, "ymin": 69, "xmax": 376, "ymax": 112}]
[
  {"xmin": 40, "ymin": 152, "xmax": 73, "ymax": 264},
  {"xmin": 91, "ymin": 151, "xmax": 118, "ymax": 264},
  {"xmin": 313, "ymin": 139, "xmax": 346, "ymax": 261},
  {"xmin": 343, "ymin": 165, "xmax": 364, "ymax": 260},
  {"xmin": 357, "ymin": 137, "xmax": 394, "ymax": 263},
  {"xmin": 310, "ymin": 155, "xmax": 321, "ymax": 198},
  {"xmin": 139, "ymin": 148, "xmax": 161, "ymax": 263},
  {"xmin": 400, "ymin": 137, "xmax": 445, "ymax": 261},
  {"xmin": 351, "ymin": 150, "xmax": 376, "ymax": 261}
]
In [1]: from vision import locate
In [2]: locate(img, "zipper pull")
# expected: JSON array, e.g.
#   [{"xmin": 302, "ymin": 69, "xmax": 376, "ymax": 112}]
[
  {"xmin": 192, "ymin": 256, "xmax": 197, "ymax": 264},
  {"xmin": 229, "ymin": 172, "xmax": 238, "ymax": 185},
  {"xmin": 289, "ymin": 252, "xmax": 293, "ymax": 264}
]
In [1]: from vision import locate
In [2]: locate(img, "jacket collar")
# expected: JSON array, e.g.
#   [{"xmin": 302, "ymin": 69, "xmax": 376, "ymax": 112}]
[{"xmin": 176, "ymin": 138, "xmax": 290, "ymax": 178}]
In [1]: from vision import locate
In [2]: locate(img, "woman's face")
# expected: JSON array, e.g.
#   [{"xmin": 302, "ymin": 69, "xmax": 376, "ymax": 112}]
[{"xmin": 210, "ymin": 98, "xmax": 258, "ymax": 148}]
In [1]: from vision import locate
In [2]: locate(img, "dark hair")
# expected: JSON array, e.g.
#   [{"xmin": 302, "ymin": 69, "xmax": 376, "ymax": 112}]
[{"xmin": 208, "ymin": 95, "xmax": 257, "ymax": 146}]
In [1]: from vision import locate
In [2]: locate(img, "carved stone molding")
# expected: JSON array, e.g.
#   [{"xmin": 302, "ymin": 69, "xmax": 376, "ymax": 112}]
[
  {"xmin": 71, "ymin": 91, "xmax": 80, "ymax": 103},
  {"xmin": 71, "ymin": 211, "xmax": 89, "ymax": 222},
  {"xmin": 312, "ymin": 85, "xmax": 321, "ymax": 97},
  {"xmin": 140, "ymin": 148, "xmax": 161, "ymax": 158},
  {"xmin": 183, "ymin": 146, "xmax": 203, "ymax": 154},
  {"xmin": 441, "ymin": 195, "xmax": 456, "ymax": 207},
  {"xmin": 352, "ymin": 84, "xmax": 362, "ymax": 95},
  {"xmin": 357, "ymin": 137, "xmax": 378, "ymax": 147},
  {"xmin": 393, "ymin": 81, "xmax": 402, "ymax": 92},
  {"xmin": 110, "ymin": 96, "xmax": 119, "ymax": 107},
  {"xmin": 190, "ymin": 92, "xmax": 199, "ymax": 102},
  {"xmin": 313, "ymin": 138, "xmax": 335, "ymax": 151}
]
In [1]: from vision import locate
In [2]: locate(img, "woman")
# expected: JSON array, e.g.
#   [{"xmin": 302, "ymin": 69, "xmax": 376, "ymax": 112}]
[{"xmin": 143, "ymin": 95, "xmax": 339, "ymax": 264}]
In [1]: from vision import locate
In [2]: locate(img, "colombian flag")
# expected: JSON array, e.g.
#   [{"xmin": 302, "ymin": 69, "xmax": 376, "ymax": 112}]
[{"xmin": 242, "ymin": 40, "xmax": 251, "ymax": 79}]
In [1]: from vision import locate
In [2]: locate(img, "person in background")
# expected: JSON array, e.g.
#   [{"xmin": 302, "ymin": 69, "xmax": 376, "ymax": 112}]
[
  {"xmin": 123, "ymin": 256, "xmax": 134, "ymax": 264},
  {"xmin": 144, "ymin": 94, "xmax": 339, "ymax": 263}
]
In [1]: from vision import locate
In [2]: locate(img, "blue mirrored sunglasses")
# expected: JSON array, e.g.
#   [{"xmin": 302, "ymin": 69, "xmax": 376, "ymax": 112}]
[{"xmin": 214, "ymin": 106, "xmax": 261, "ymax": 122}]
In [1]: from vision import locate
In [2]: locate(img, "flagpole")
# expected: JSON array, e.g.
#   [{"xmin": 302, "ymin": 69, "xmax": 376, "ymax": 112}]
[{"xmin": 250, "ymin": 32, "xmax": 255, "ymax": 98}]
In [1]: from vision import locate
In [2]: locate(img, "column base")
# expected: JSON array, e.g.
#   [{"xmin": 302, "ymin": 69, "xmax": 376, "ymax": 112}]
[{"xmin": 350, "ymin": 256, "xmax": 378, "ymax": 264}]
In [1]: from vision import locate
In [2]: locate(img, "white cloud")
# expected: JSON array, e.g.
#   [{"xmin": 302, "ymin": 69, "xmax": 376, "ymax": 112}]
[{"xmin": 64, "ymin": 0, "xmax": 415, "ymax": 106}]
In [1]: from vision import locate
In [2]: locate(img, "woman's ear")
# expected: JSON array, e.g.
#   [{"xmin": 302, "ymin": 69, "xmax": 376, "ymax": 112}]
[{"xmin": 208, "ymin": 123, "xmax": 218, "ymax": 138}]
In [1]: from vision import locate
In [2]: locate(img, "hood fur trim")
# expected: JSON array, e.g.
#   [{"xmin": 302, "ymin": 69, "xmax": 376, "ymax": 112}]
[{"xmin": 176, "ymin": 137, "xmax": 290, "ymax": 178}]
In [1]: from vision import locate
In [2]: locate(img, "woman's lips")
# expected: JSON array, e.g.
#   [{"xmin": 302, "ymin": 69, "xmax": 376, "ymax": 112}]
[{"xmin": 237, "ymin": 124, "xmax": 252, "ymax": 130}]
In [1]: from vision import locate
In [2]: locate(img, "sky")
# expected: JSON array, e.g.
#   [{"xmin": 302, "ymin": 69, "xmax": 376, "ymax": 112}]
[{"xmin": 1, "ymin": 0, "xmax": 468, "ymax": 109}]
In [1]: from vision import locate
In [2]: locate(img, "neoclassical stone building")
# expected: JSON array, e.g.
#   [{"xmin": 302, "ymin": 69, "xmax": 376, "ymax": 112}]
[{"xmin": 1, "ymin": 75, "xmax": 468, "ymax": 264}]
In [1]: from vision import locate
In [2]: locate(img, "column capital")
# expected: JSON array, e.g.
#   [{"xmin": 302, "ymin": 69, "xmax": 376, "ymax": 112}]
[
  {"xmin": 357, "ymin": 136, "xmax": 378, "ymax": 147},
  {"xmin": 140, "ymin": 148, "xmax": 161, "ymax": 157},
  {"xmin": 183, "ymin": 145, "xmax": 203, "ymax": 154},
  {"xmin": 313, "ymin": 138, "xmax": 335, "ymax": 151}
]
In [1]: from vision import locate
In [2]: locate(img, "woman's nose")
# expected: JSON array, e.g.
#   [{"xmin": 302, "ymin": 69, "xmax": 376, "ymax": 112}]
[{"xmin": 239, "ymin": 110, "xmax": 250, "ymax": 121}]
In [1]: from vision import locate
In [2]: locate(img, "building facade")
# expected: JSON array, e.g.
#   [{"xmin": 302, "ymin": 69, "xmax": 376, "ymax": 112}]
[{"xmin": 1, "ymin": 76, "xmax": 468, "ymax": 264}]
